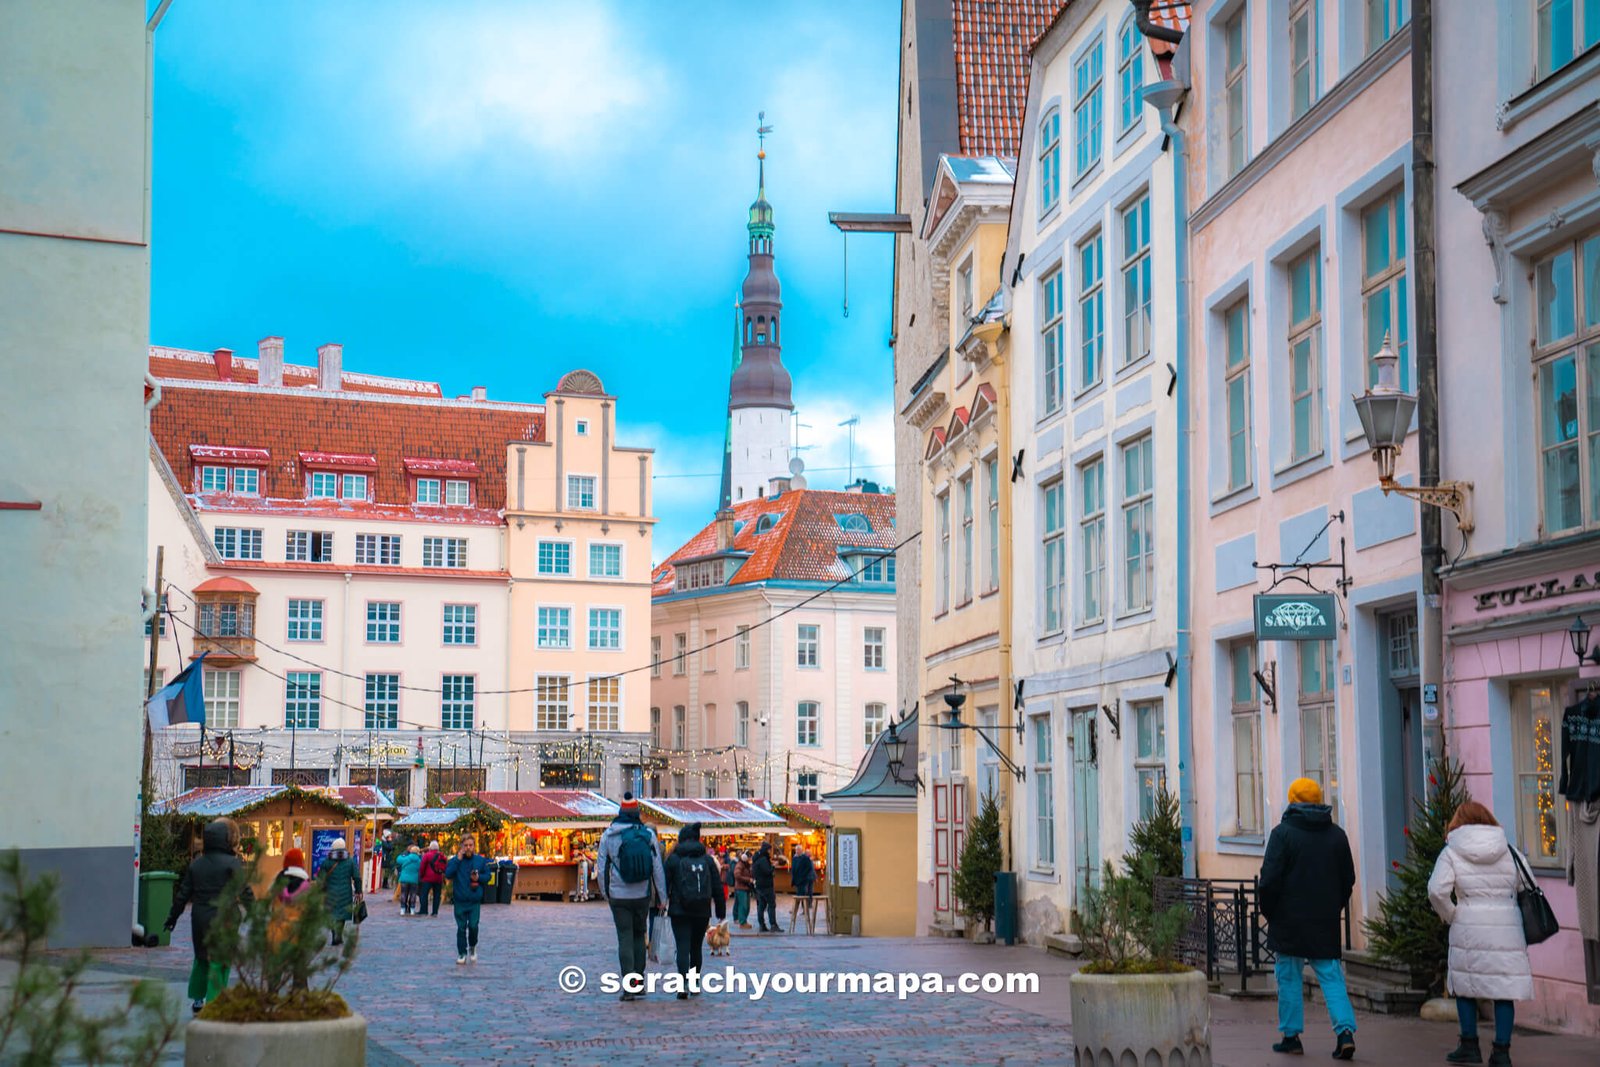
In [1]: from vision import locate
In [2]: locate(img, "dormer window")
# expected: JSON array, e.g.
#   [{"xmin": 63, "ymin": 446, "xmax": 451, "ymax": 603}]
[
  {"xmin": 859, "ymin": 553, "xmax": 896, "ymax": 584},
  {"xmin": 198, "ymin": 464, "xmax": 260, "ymax": 495},
  {"xmin": 200, "ymin": 466, "xmax": 228, "ymax": 493},
  {"xmin": 755, "ymin": 513, "xmax": 780, "ymax": 535},
  {"xmin": 444, "ymin": 479, "xmax": 470, "ymax": 506},
  {"xmin": 342, "ymin": 474, "xmax": 368, "ymax": 500},
  {"xmin": 190, "ymin": 446, "xmax": 269, "ymax": 496},
  {"xmin": 835, "ymin": 513, "xmax": 872, "ymax": 534},
  {"xmin": 416, "ymin": 478, "xmax": 441, "ymax": 504},
  {"xmin": 310, "ymin": 472, "xmax": 338, "ymax": 499},
  {"xmin": 301, "ymin": 452, "xmax": 377, "ymax": 502},
  {"xmin": 404, "ymin": 458, "xmax": 481, "ymax": 507}
]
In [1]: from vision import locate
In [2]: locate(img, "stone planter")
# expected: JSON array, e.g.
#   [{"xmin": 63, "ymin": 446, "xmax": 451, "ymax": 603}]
[
  {"xmin": 1070, "ymin": 970, "xmax": 1211, "ymax": 1067},
  {"xmin": 185, "ymin": 1013, "xmax": 366, "ymax": 1067}
]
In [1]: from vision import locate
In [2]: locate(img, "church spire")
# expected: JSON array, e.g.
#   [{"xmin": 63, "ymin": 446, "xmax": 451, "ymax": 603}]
[{"xmin": 730, "ymin": 113, "xmax": 792, "ymax": 413}]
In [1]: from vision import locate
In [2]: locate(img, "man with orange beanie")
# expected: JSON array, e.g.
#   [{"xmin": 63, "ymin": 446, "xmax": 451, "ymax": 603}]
[{"xmin": 1260, "ymin": 777, "xmax": 1358, "ymax": 1059}]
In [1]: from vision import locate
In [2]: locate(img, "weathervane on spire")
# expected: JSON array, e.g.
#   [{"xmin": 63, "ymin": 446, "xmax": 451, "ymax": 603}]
[{"xmin": 757, "ymin": 111, "xmax": 773, "ymax": 159}]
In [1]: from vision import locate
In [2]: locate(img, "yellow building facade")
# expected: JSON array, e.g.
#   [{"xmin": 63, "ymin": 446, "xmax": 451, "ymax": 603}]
[{"xmin": 909, "ymin": 156, "xmax": 1017, "ymax": 934}]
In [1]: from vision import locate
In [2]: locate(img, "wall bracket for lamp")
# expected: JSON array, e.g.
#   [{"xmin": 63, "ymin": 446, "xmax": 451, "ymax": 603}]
[{"xmin": 1102, "ymin": 700, "xmax": 1122, "ymax": 740}]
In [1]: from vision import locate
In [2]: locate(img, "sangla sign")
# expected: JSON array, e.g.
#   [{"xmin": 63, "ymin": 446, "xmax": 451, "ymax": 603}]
[{"xmin": 1253, "ymin": 593, "xmax": 1337, "ymax": 641}]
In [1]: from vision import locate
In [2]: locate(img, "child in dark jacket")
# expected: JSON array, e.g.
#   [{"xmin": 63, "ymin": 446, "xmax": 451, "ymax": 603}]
[{"xmin": 165, "ymin": 818, "xmax": 251, "ymax": 1014}]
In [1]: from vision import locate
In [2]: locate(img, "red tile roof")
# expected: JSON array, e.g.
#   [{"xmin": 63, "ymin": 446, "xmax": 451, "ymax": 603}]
[
  {"xmin": 444, "ymin": 790, "xmax": 619, "ymax": 822},
  {"xmin": 149, "ymin": 374, "xmax": 545, "ymax": 514},
  {"xmin": 149, "ymin": 346, "xmax": 444, "ymax": 398},
  {"xmin": 193, "ymin": 576, "xmax": 259, "ymax": 594},
  {"xmin": 653, "ymin": 488, "xmax": 898, "ymax": 596},
  {"xmin": 1141, "ymin": 2, "xmax": 1192, "ymax": 61},
  {"xmin": 218, "ymin": 560, "xmax": 509, "ymax": 581},
  {"xmin": 952, "ymin": 0, "xmax": 1063, "ymax": 156}
]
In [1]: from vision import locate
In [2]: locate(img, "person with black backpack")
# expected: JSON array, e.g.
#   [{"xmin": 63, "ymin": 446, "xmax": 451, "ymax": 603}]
[
  {"xmin": 597, "ymin": 792, "xmax": 668, "ymax": 1001},
  {"xmin": 663, "ymin": 822, "xmax": 727, "ymax": 998}
]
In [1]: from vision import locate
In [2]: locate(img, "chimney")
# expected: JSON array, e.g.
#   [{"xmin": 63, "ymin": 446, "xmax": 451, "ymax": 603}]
[
  {"xmin": 317, "ymin": 343, "xmax": 343, "ymax": 391},
  {"xmin": 471, "ymin": 386, "xmax": 487, "ymax": 402},
  {"xmin": 257, "ymin": 336, "xmax": 284, "ymax": 387},
  {"xmin": 211, "ymin": 347, "xmax": 234, "ymax": 382},
  {"xmin": 768, "ymin": 475, "xmax": 792, "ymax": 498},
  {"xmin": 715, "ymin": 507, "xmax": 736, "ymax": 550}
]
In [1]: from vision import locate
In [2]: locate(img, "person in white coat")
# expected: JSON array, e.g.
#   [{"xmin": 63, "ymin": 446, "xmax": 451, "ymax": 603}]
[{"xmin": 1427, "ymin": 800, "xmax": 1534, "ymax": 1067}]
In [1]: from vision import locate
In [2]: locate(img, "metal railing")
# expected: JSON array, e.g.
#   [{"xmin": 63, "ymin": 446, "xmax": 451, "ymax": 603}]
[{"xmin": 1155, "ymin": 875, "xmax": 1352, "ymax": 994}]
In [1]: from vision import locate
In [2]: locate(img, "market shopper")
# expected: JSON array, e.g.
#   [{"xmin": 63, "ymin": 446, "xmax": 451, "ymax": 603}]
[
  {"xmin": 445, "ymin": 835, "xmax": 495, "ymax": 965},
  {"xmin": 597, "ymin": 792, "xmax": 668, "ymax": 1001},
  {"xmin": 1259, "ymin": 778, "xmax": 1358, "ymax": 1060},
  {"xmin": 319, "ymin": 837, "xmax": 362, "ymax": 946},
  {"xmin": 752, "ymin": 841, "xmax": 778, "ymax": 933},
  {"xmin": 164, "ymin": 817, "xmax": 251, "ymax": 1014},
  {"xmin": 663, "ymin": 822, "xmax": 728, "ymax": 998},
  {"xmin": 395, "ymin": 844, "xmax": 422, "ymax": 915},
  {"xmin": 267, "ymin": 849, "xmax": 314, "ymax": 990},
  {"xmin": 733, "ymin": 852, "xmax": 755, "ymax": 928},
  {"xmin": 791, "ymin": 845, "xmax": 816, "ymax": 898},
  {"xmin": 419, "ymin": 839, "xmax": 447, "ymax": 916},
  {"xmin": 1427, "ymin": 801, "xmax": 1535, "ymax": 1067}
]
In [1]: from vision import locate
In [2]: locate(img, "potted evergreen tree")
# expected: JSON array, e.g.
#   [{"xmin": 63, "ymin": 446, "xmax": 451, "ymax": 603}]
[
  {"xmin": 953, "ymin": 792, "xmax": 1002, "ymax": 943},
  {"xmin": 1070, "ymin": 794, "xmax": 1209, "ymax": 1065},
  {"xmin": 183, "ymin": 858, "xmax": 366, "ymax": 1066}
]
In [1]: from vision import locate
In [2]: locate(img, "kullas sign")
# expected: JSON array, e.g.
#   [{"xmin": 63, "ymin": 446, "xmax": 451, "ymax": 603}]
[{"xmin": 1253, "ymin": 593, "xmax": 1338, "ymax": 641}]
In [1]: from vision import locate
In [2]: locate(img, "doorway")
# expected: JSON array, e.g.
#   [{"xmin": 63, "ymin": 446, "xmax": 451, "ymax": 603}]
[
  {"xmin": 1379, "ymin": 610, "xmax": 1424, "ymax": 883},
  {"xmin": 1069, "ymin": 708, "xmax": 1100, "ymax": 907}
]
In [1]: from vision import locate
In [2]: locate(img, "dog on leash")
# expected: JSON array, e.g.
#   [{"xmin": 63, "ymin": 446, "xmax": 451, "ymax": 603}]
[{"xmin": 706, "ymin": 919, "xmax": 733, "ymax": 957}]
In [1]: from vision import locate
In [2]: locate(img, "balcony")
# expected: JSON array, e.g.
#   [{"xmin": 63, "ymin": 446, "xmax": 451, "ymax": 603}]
[{"xmin": 192, "ymin": 576, "xmax": 259, "ymax": 663}]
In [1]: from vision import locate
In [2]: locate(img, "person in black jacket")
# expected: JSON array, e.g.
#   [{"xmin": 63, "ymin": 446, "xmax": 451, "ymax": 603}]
[
  {"xmin": 662, "ymin": 823, "xmax": 727, "ymax": 997},
  {"xmin": 790, "ymin": 846, "xmax": 816, "ymax": 898},
  {"xmin": 165, "ymin": 818, "xmax": 252, "ymax": 1014},
  {"xmin": 751, "ymin": 841, "xmax": 778, "ymax": 933},
  {"xmin": 1259, "ymin": 778, "xmax": 1358, "ymax": 1060}
]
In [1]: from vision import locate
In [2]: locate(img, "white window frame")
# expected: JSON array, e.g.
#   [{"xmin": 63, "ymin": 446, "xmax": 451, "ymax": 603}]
[
  {"xmin": 1120, "ymin": 435, "xmax": 1155, "ymax": 614},
  {"xmin": 365, "ymin": 601, "xmax": 401, "ymax": 644},
  {"xmin": 1297, "ymin": 639, "xmax": 1340, "ymax": 816},
  {"xmin": 566, "ymin": 474, "xmax": 597, "ymax": 511},
  {"xmin": 588, "ymin": 542, "xmax": 624, "ymax": 579},
  {"xmin": 936, "ymin": 490, "xmax": 951, "ymax": 614},
  {"xmin": 1032, "ymin": 713, "xmax": 1055, "ymax": 869},
  {"xmin": 958, "ymin": 473, "xmax": 974, "ymax": 606},
  {"xmin": 364, "ymin": 672, "xmax": 399, "ymax": 730},
  {"xmin": 863, "ymin": 626, "xmax": 886, "ymax": 671},
  {"xmin": 736, "ymin": 701, "xmax": 750, "ymax": 747},
  {"xmin": 422, "ymin": 536, "xmax": 468, "ymax": 569},
  {"xmin": 1042, "ymin": 479, "xmax": 1066, "ymax": 634},
  {"xmin": 796, "ymin": 624, "xmax": 820, "ymax": 668},
  {"xmin": 441, "ymin": 674, "xmax": 475, "ymax": 730},
  {"xmin": 285, "ymin": 529, "xmax": 333, "ymax": 564},
  {"xmin": 1287, "ymin": 248, "xmax": 1324, "ymax": 465},
  {"xmin": 1039, "ymin": 108, "xmax": 1061, "ymax": 216},
  {"xmin": 587, "ymin": 674, "xmax": 621, "ymax": 732},
  {"xmin": 1080, "ymin": 458, "xmax": 1106, "ymax": 625},
  {"xmin": 443, "ymin": 479, "xmax": 470, "ymax": 506},
  {"xmin": 537, "ymin": 605, "xmax": 572, "ymax": 650},
  {"xmin": 415, "ymin": 478, "xmax": 441, "ymax": 505},
  {"xmin": 355, "ymin": 533, "xmax": 401, "ymax": 566},
  {"xmin": 231, "ymin": 467, "xmax": 259, "ymax": 496},
  {"xmin": 1072, "ymin": 37, "xmax": 1104, "ymax": 179},
  {"xmin": 285, "ymin": 671, "xmax": 321, "ymax": 729},
  {"xmin": 796, "ymin": 772, "xmax": 819, "ymax": 804},
  {"xmin": 341, "ymin": 473, "xmax": 368, "ymax": 501},
  {"xmin": 1230, "ymin": 642, "xmax": 1264, "ymax": 835},
  {"xmin": 864, "ymin": 702, "xmax": 887, "ymax": 746},
  {"xmin": 1132, "ymin": 700, "xmax": 1167, "ymax": 821},
  {"xmin": 673, "ymin": 705, "xmax": 686, "ymax": 749},
  {"xmin": 984, "ymin": 455, "xmax": 1000, "ymax": 592},
  {"xmin": 1537, "ymin": 0, "xmax": 1594, "ymax": 78},
  {"xmin": 200, "ymin": 465, "xmax": 229, "ymax": 493},
  {"xmin": 673, "ymin": 632, "xmax": 687, "ymax": 676},
  {"xmin": 1042, "ymin": 266, "xmax": 1066, "ymax": 414},
  {"xmin": 1366, "ymin": 0, "xmax": 1406, "ymax": 55},
  {"xmin": 1361, "ymin": 188, "xmax": 1409, "ymax": 393},
  {"xmin": 442, "ymin": 603, "xmax": 477, "ymax": 646},
  {"xmin": 587, "ymin": 607, "xmax": 622, "ymax": 651},
  {"xmin": 1533, "ymin": 234, "xmax": 1600, "ymax": 536},
  {"xmin": 1288, "ymin": 0, "xmax": 1318, "ymax": 122},
  {"xmin": 735, "ymin": 625, "xmax": 751, "ymax": 670},
  {"xmin": 286, "ymin": 598, "xmax": 323, "ymax": 642},
  {"xmin": 1512, "ymin": 680, "xmax": 1567, "ymax": 867},
  {"xmin": 1079, "ymin": 232, "xmax": 1105, "ymax": 393},
  {"xmin": 1224, "ymin": 299, "xmax": 1254, "ymax": 491},
  {"xmin": 537, "ymin": 539, "xmax": 573, "ymax": 576},
  {"xmin": 797, "ymin": 701, "xmax": 820, "ymax": 747},
  {"xmin": 650, "ymin": 635, "xmax": 662, "ymax": 677},
  {"xmin": 536, "ymin": 675, "xmax": 572, "ymax": 731},
  {"xmin": 1117, "ymin": 16, "xmax": 1146, "ymax": 134},
  {"xmin": 204, "ymin": 669, "xmax": 241, "ymax": 729},
  {"xmin": 1121, "ymin": 193, "xmax": 1152, "ymax": 367},
  {"xmin": 213, "ymin": 527, "xmax": 263, "ymax": 561},
  {"xmin": 308, "ymin": 471, "xmax": 338, "ymax": 499}
]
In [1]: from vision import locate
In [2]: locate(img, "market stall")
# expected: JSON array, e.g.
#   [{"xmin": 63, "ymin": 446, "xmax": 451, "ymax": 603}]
[
  {"xmin": 443, "ymin": 790, "xmax": 618, "ymax": 900},
  {"xmin": 639, "ymin": 797, "xmax": 795, "ymax": 884},
  {"xmin": 323, "ymin": 785, "xmax": 398, "ymax": 893},
  {"xmin": 770, "ymin": 801, "xmax": 832, "ymax": 890},
  {"xmin": 152, "ymin": 785, "xmax": 365, "ymax": 897}
]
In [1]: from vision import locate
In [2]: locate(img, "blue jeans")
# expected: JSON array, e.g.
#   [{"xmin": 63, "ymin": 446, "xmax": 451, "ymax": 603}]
[
  {"xmin": 454, "ymin": 902, "xmax": 480, "ymax": 956},
  {"xmin": 1275, "ymin": 956, "xmax": 1357, "ymax": 1037},
  {"xmin": 1457, "ymin": 997, "xmax": 1514, "ymax": 1045}
]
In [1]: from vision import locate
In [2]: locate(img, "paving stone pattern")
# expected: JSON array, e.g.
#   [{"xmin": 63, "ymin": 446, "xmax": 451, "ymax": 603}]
[{"xmin": 82, "ymin": 897, "xmax": 1596, "ymax": 1066}]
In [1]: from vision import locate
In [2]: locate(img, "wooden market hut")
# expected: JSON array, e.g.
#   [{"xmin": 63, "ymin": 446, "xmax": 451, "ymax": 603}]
[
  {"xmin": 152, "ymin": 785, "xmax": 366, "ymax": 896},
  {"xmin": 442, "ymin": 790, "xmax": 619, "ymax": 899},
  {"xmin": 770, "ymin": 801, "xmax": 833, "ymax": 886},
  {"xmin": 821, "ymin": 707, "xmax": 919, "ymax": 936},
  {"xmin": 638, "ymin": 797, "xmax": 804, "ymax": 888},
  {"xmin": 392, "ymin": 802, "xmax": 505, "ymax": 850}
]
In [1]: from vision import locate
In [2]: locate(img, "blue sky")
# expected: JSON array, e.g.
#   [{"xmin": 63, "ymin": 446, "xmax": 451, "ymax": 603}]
[{"xmin": 151, "ymin": 1, "xmax": 899, "ymax": 557}]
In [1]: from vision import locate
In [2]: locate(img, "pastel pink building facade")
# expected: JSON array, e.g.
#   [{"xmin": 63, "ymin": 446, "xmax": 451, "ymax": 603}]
[
  {"xmin": 1180, "ymin": 2, "xmax": 1426, "ymax": 935},
  {"xmin": 1433, "ymin": 1, "xmax": 1600, "ymax": 1035},
  {"xmin": 650, "ymin": 489, "xmax": 898, "ymax": 802}
]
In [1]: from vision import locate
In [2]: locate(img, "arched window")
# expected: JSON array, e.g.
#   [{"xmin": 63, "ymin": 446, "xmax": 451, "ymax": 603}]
[
  {"xmin": 756, "ymin": 316, "xmax": 767, "ymax": 343},
  {"xmin": 772, "ymin": 315, "xmax": 779, "ymax": 343},
  {"xmin": 745, "ymin": 317, "xmax": 753, "ymax": 344}
]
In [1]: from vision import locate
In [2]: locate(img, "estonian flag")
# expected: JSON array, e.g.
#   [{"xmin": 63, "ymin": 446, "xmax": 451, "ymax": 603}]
[{"xmin": 147, "ymin": 653, "xmax": 209, "ymax": 730}]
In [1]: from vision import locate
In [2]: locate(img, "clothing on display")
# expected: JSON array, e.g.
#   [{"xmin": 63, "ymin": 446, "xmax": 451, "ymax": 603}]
[{"xmin": 1560, "ymin": 693, "xmax": 1600, "ymax": 1005}]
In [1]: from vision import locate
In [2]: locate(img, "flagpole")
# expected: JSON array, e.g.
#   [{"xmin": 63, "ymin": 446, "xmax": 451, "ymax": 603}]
[{"xmin": 141, "ymin": 547, "xmax": 165, "ymax": 813}]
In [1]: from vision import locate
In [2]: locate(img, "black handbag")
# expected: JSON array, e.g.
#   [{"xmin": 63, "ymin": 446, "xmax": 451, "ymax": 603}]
[
  {"xmin": 353, "ymin": 898, "xmax": 369, "ymax": 925},
  {"xmin": 1509, "ymin": 847, "xmax": 1559, "ymax": 945}
]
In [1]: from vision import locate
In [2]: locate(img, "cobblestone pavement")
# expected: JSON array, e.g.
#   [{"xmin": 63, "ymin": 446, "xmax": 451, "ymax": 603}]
[{"xmin": 80, "ymin": 896, "xmax": 1595, "ymax": 1066}]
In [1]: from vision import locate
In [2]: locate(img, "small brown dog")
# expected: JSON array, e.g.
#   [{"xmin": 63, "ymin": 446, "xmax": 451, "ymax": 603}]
[{"xmin": 706, "ymin": 919, "xmax": 732, "ymax": 957}]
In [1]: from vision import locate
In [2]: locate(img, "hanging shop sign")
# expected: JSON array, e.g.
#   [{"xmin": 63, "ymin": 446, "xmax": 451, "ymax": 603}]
[{"xmin": 1253, "ymin": 593, "xmax": 1337, "ymax": 641}]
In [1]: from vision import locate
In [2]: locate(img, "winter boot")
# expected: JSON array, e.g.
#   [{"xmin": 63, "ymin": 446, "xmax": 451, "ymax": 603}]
[
  {"xmin": 1272, "ymin": 1034, "xmax": 1304, "ymax": 1054},
  {"xmin": 1445, "ymin": 1035, "xmax": 1482, "ymax": 1064},
  {"xmin": 1332, "ymin": 1030, "xmax": 1355, "ymax": 1060},
  {"xmin": 1486, "ymin": 1043, "xmax": 1512, "ymax": 1067}
]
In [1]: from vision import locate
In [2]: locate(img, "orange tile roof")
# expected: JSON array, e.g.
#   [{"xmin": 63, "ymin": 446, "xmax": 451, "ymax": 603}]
[
  {"xmin": 193, "ymin": 576, "xmax": 259, "ymax": 594},
  {"xmin": 952, "ymin": 0, "xmax": 1063, "ymax": 156},
  {"xmin": 149, "ymin": 346, "xmax": 444, "ymax": 398},
  {"xmin": 149, "ymin": 378, "xmax": 544, "ymax": 515},
  {"xmin": 653, "ymin": 489, "xmax": 898, "ymax": 595},
  {"xmin": 1141, "ymin": 2, "xmax": 1192, "ymax": 60},
  {"xmin": 216, "ymin": 560, "xmax": 509, "ymax": 581}
]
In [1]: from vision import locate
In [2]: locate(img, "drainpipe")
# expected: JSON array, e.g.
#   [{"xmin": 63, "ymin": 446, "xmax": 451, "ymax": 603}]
[
  {"xmin": 973, "ymin": 319, "xmax": 1013, "ymax": 872},
  {"xmin": 1411, "ymin": 0, "xmax": 1445, "ymax": 758},
  {"xmin": 1152, "ymin": 93, "xmax": 1198, "ymax": 879}
]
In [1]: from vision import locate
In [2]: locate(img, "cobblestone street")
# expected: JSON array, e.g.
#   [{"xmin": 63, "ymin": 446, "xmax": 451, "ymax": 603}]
[{"xmin": 74, "ymin": 896, "xmax": 1595, "ymax": 1066}]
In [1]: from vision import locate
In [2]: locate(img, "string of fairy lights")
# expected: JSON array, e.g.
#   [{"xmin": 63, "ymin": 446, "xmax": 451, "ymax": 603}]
[{"xmin": 146, "ymin": 532, "xmax": 915, "ymax": 797}]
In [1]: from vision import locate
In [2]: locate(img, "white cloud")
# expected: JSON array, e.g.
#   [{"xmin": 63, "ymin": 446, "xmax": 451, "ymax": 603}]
[
  {"xmin": 788, "ymin": 390, "xmax": 895, "ymax": 493},
  {"xmin": 378, "ymin": 3, "xmax": 671, "ymax": 166}
]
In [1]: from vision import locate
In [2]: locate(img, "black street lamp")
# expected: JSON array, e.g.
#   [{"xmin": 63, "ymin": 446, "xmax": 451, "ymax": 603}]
[{"xmin": 1569, "ymin": 616, "xmax": 1600, "ymax": 666}]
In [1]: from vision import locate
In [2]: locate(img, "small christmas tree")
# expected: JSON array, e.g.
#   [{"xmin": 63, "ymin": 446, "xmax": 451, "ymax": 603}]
[
  {"xmin": 1363, "ymin": 757, "xmax": 1470, "ymax": 994},
  {"xmin": 954, "ymin": 791, "xmax": 1003, "ymax": 930},
  {"xmin": 1127, "ymin": 786, "xmax": 1184, "ymax": 900}
]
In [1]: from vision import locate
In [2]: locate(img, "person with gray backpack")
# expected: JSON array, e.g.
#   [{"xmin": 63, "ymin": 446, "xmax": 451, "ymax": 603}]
[
  {"xmin": 663, "ymin": 822, "xmax": 727, "ymax": 998},
  {"xmin": 597, "ymin": 792, "xmax": 668, "ymax": 1001}
]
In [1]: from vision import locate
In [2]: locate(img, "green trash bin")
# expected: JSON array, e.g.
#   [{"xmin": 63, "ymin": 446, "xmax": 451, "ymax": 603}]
[{"xmin": 138, "ymin": 871, "xmax": 179, "ymax": 947}]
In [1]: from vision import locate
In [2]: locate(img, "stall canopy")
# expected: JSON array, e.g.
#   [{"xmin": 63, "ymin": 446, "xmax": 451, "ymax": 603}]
[
  {"xmin": 641, "ymin": 798, "xmax": 788, "ymax": 834},
  {"xmin": 153, "ymin": 784, "xmax": 362, "ymax": 821},
  {"xmin": 442, "ymin": 790, "xmax": 619, "ymax": 829},
  {"xmin": 324, "ymin": 785, "xmax": 397, "ymax": 812},
  {"xmin": 393, "ymin": 807, "xmax": 499, "ymax": 832},
  {"xmin": 770, "ymin": 802, "xmax": 832, "ymax": 830}
]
